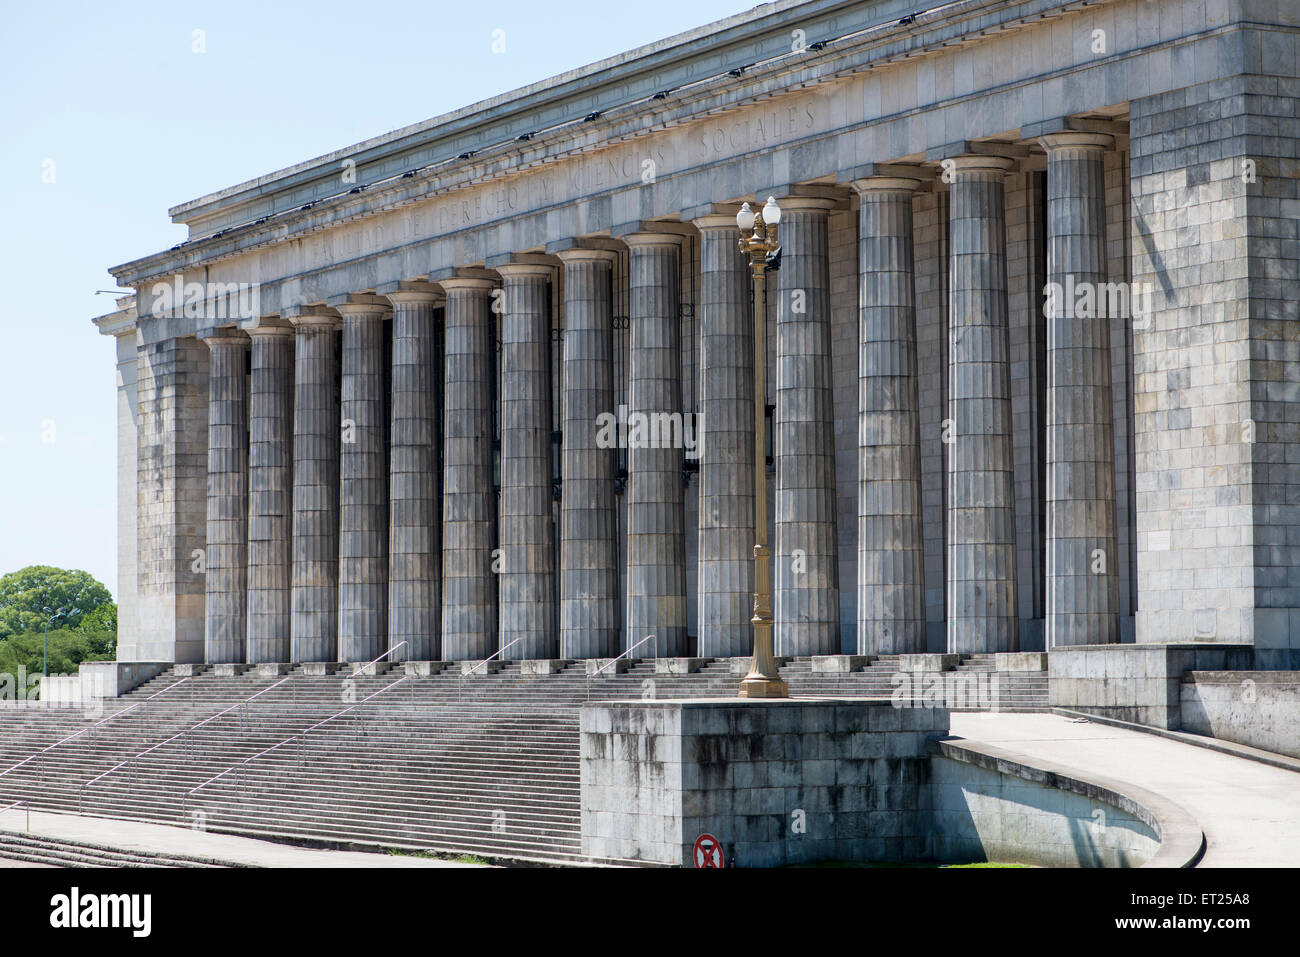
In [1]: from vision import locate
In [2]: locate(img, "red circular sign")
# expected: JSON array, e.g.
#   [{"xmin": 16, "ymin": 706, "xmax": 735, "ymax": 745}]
[{"xmin": 693, "ymin": 833, "xmax": 724, "ymax": 868}]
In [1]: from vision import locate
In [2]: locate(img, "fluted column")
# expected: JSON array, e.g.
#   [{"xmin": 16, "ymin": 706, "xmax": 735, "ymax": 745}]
[
  {"xmin": 441, "ymin": 277, "xmax": 498, "ymax": 661},
  {"xmin": 694, "ymin": 216, "xmax": 755, "ymax": 658},
  {"xmin": 202, "ymin": 332, "xmax": 249, "ymax": 664},
  {"xmin": 1041, "ymin": 132, "xmax": 1119, "ymax": 647},
  {"xmin": 496, "ymin": 263, "xmax": 557, "ymax": 660},
  {"xmin": 245, "ymin": 320, "xmax": 294, "ymax": 663},
  {"xmin": 290, "ymin": 309, "xmax": 341, "ymax": 662},
  {"xmin": 556, "ymin": 249, "xmax": 620, "ymax": 659},
  {"xmin": 946, "ymin": 156, "xmax": 1018, "ymax": 653},
  {"xmin": 624, "ymin": 233, "xmax": 687, "ymax": 658},
  {"xmin": 386, "ymin": 283, "xmax": 443, "ymax": 661},
  {"xmin": 853, "ymin": 179, "xmax": 926, "ymax": 655},
  {"xmin": 335, "ymin": 297, "xmax": 390, "ymax": 663},
  {"xmin": 774, "ymin": 197, "xmax": 840, "ymax": 657}
]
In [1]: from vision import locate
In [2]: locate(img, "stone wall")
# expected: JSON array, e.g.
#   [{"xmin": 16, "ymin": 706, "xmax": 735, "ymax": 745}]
[
  {"xmin": 930, "ymin": 750, "xmax": 1161, "ymax": 867},
  {"xmin": 1180, "ymin": 670, "xmax": 1300, "ymax": 758},
  {"xmin": 580, "ymin": 698, "xmax": 947, "ymax": 866},
  {"xmin": 1049, "ymin": 642, "xmax": 1253, "ymax": 728},
  {"xmin": 1131, "ymin": 55, "xmax": 1300, "ymax": 654}
]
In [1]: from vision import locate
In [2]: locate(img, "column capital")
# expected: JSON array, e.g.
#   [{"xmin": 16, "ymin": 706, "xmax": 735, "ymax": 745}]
[
  {"xmin": 241, "ymin": 316, "xmax": 293, "ymax": 337},
  {"xmin": 493, "ymin": 262, "xmax": 554, "ymax": 280},
  {"xmin": 285, "ymin": 305, "xmax": 341, "ymax": 330},
  {"xmin": 379, "ymin": 280, "xmax": 444, "ymax": 306},
  {"xmin": 330, "ymin": 294, "xmax": 390, "ymax": 318},
  {"xmin": 197, "ymin": 328, "xmax": 248, "ymax": 347},
  {"xmin": 692, "ymin": 211, "xmax": 746, "ymax": 232},
  {"xmin": 848, "ymin": 176, "xmax": 923, "ymax": 196},
  {"xmin": 1038, "ymin": 131, "xmax": 1114, "ymax": 153},
  {"xmin": 772, "ymin": 195, "xmax": 837, "ymax": 213},
  {"xmin": 943, "ymin": 155, "xmax": 1016, "ymax": 177},
  {"xmin": 437, "ymin": 276, "xmax": 497, "ymax": 293},
  {"xmin": 554, "ymin": 247, "xmax": 618, "ymax": 265},
  {"xmin": 622, "ymin": 231, "xmax": 683, "ymax": 249}
]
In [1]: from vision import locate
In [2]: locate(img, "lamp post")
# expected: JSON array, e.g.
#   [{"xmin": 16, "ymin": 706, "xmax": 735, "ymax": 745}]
[{"xmin": 735, "ymin": 197, "xmax": 789, "ymax": 698}]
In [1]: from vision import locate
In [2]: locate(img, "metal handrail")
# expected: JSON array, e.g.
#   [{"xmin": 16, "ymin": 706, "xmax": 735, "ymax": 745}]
[
  {"xmin": 186, "ymin": 676, "xmax": 411, "ymax": 796},
  {"xmin": 83, "ymin": 676, "xmax": 293, "ymax": 787},
  {"xmin": 0, "ymin": 676, "xmax": 192, "ymax": 780},
  {"xmin": 591, "ymin": 635, "xmax": 656, "ymax": 677},
  {"xmin": 348, "ymin": 641, "xmax": 407, "ymax": 678},
  {"xmin": 463, "ymin": 636, "xmax": 525, "ymax": 678}
]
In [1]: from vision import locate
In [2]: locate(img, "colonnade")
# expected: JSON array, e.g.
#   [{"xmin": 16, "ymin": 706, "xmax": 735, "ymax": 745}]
[{"xmin": 200, "ymin": 137, "xmax": 1120, "ymax": 662}]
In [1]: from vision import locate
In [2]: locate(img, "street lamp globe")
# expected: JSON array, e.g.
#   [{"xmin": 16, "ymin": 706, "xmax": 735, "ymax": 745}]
[
  {"xmin": 736, "ymin": 202, "xmax": 756, "ymax": 231},
  {"xmin": 762, "ymin": 196, "xmax": 781, "ymax": 225}
]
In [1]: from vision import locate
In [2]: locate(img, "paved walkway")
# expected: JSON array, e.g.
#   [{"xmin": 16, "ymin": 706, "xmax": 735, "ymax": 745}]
[
  {"xmin": 0, "ymin": 809, "xmax": 484, "ymax": 868},
  {"xmin": 951, "ymin": 712, "xmax": 1300, "ymax": 867}
]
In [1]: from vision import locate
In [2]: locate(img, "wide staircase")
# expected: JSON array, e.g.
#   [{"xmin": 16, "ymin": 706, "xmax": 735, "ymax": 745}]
[
  {"xmin": 0, "ymin": 655, "xmax": 1046, "ymax": 865},
  {"xmin": 0, "ymin": 830, "xmax": 228, "ymax": 868}
]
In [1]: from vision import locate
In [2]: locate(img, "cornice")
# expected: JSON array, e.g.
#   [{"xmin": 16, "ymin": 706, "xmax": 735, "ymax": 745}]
[{"xmin": 109, "ymin": 0, "xmax": 1117, "ymax": 288}]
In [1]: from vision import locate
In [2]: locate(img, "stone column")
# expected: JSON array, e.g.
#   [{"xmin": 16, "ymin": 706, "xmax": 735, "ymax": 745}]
[
  {"xmin": 202, "ymin": 332, "xmax": 249, "ymax": 664},
  {"xmin": 441, "ymin": 277, "xmax": 498, "ymax": 661},
  {"xmin": 774, "ymin": 197, "xmax": 840, "ymax": 657},
  {"xmin": 335, "ymin": 297, "xmax": 390, "ymax": 664},
  {"xmin": 245, "ymin": 320, "xmax": 294, "ymax": 664},
  {"xmin": 852, "ymin": 179, "xmax": 926, "ymax": 655},
  {"xmin": 135, "ymin": 337, "xmax": 209, "ymax": 664},
  {"xmin": 624, "ymin": 233, "xmax": 687, "ymax": 658},
  {"xmin": 289, "ymin": 309, "xmax": 341, "ymax": 663},
  {"xmin": 946, "ymin": 156, "xmax": 1018, "ymax": 653},
  {"xmin": 693, "ymin": 216, "xmax": 755, "ymax": 658},
  {"xmin": 556, "ymin": 249, "xmax": 620, "ymax": 659},
  {"xmin": 1041, "ymin": 133, "xmax": 1119, "ymax": 647},
  {"xmin": 496, "ymin": 263, "xmax": 558, "ymax": 660},
  {"xmin": 386, "ymin": 283, "xmax": 443, "ymax": 662}
]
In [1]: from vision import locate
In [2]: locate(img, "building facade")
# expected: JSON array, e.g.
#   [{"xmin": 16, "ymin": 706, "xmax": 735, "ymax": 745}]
[{"xmin": 94, "ymin": 0, "xmax": 1300, "ymax": 667}]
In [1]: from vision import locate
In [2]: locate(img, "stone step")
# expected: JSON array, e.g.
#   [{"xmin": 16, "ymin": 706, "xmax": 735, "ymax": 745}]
[{"xmin": 0, "ymin": 661, "xmax": 1047, "ymax": 863}]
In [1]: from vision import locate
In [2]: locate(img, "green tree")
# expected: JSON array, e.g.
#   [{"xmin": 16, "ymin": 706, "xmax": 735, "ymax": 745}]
[
  {"xmin": 0, "ymin": 565, "xmax": 112, "ymax": 639},
  {"xmin": 78, "ymin": 602, "xmax": 118, "ymax": 660}
]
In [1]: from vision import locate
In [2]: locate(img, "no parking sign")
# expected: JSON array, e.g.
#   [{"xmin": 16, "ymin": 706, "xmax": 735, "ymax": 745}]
[{"xmin": 693, "ymin": 833, "xmax": 725, "ymax": 868}]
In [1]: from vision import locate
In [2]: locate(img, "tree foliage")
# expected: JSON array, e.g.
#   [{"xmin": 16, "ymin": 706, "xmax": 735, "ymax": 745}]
[
  {"xmin": 0, "ymin": 566, "xmax": 117, "ymax": 684},
  {"xmin": 0, "ymin": 565, "xmax": 112, "ymax": 639}
]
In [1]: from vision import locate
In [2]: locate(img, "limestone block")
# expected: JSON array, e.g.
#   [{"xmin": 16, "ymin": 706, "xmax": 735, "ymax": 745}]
[
  {"xmin": 811, "ymin": 655, "xmax": 870, "ymax": 674},
  {"xmin": 521, "ymin": 659, "xmax": 571, "ymax": 676},
  {"xmin": 898, "ymin": 653, "xmax": 959, "ymax": 672},
  {"xmin": 995, "ymin": 652, "xmax": 1048, "ymax": 671}
]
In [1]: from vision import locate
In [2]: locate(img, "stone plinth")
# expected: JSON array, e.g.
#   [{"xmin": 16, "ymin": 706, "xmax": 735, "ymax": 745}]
[
  {"xmin": 652, "ymin": 657, "xmax": 709, "ymax": 675},
  {"xmin": 580, "ymin": 698, "xmax": 948, "ymax": 867},
  {"xmin": 811, "ymin": 655, "xmax": 869, "ymax": 674},
  {"xmin": 996, "ymin": 652, "xmax": 1049, "ymax": 672},
  {"xmin": 1049, "ymin": 643, "xmax": 1253, "ymax": 729},
  {"xmin": 898, "ymin": 654, "xmax": 960, "ymax": 672},
  {"xmin": 520, "ymin": 659, "xmax": 571, "ymax": 676},
  {"xmin": 76, "ymin": 661, "xmax": 169, "ymax": 699}
]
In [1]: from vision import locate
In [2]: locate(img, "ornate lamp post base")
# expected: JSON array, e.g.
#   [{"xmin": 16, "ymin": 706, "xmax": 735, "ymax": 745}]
[{"xmin": 737, "ymin": 659, "xmax": 789, "ymax": 698}]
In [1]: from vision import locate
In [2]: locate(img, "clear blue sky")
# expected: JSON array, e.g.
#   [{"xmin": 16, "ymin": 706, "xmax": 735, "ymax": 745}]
[{"xmin": 0, "ymin": 0, "xmax": 750, "ymax": 600}]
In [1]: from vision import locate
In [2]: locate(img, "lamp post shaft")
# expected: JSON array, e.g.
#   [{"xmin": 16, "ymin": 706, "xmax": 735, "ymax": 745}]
[{"xmin": 737, "ymin": 218, "xmax": 789, "ymax": 699}]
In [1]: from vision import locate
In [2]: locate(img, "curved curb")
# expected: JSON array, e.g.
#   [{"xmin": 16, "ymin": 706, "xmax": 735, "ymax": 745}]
[
  {"xmin": 1052, "ymin": 707, "xmax": 1300, "ymax": 775},
  {"xmin": 931, "ymin": 736, "xmax": 1206, "ymax": 869}
]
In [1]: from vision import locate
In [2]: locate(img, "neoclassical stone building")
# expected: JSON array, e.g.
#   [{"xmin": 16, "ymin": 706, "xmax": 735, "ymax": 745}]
[{"xmin": 94, "ymin": 0, "xmax": 1300, "ymax": 668}]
